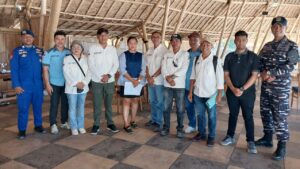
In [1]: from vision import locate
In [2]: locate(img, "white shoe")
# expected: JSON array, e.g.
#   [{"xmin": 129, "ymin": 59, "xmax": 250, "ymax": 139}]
[
  {"xmin": 78, "ymin": 128, "xmax": 86, "ymax": 134},
  {"xmin": 51, "ymin": 124, "xmax": 59, "ymax": 134},
  {"xmin": 61, "ymin": 122, "xmax": 70, "ymax": 129},
  {"xmin": 185, "ymin": 126, "xmax": 196, "ymax": 134},
  {"xmin": 71, "ymin": 129, "xmax": 79, "ymax": 135}
]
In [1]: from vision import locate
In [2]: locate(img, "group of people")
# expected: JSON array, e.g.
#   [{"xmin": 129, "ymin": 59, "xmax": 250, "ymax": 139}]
[{"xmin": 10, "ymin": 16, "xmax": 299, "ymax": 161}]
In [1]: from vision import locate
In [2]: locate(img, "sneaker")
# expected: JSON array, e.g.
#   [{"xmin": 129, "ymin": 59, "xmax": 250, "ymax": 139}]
[
  {"xmin": 78, "ymin": 128, "xmax": 86, "ymax": 134},
  {"xmin": 247, "ymin": 141, "xmax": 257, "ymax": 154},
  {"xmin": 145, "ymin": 120, "xmax": 154, "ymax": 127},
  {"xmin": 130, "ymin": 121, "xmax": 138, "ymax": 129},
  {"xmin": 60, "ymin": 122, "xmax": 70, "ymax": 129},
  {"xmin": 177, "ymin": 130, "xmax": 185, "ymax": 138},
  {"xmin": 71, "ymin": 129, "xmax": 79, "ymax": 135},
  {"xmin": 152, "ymin": 123, "xmax": 161, "ymax": 132},
  {"xmin": 192, "ymin": 133, "xmax": 207, "ymax": 142},
  {"xmin": 107, "ymin": 124, "xmax": 120, "ymax": 133},
  {"xmin": 18, "ymin": 131, "xmax": 26, "ymax": 140},
  {"xmin": 160, "ymin": 128, "xmax": 169, "ymax": 136},
  {"xmin": 185, "ymin": 126, "xmax": 196, "ymax": 134},
  {"xmin": 123, "ymin": 126, "xmax": 133, "ymax": 134},
  {"xmin": 34, "ymin": 126, "xmax": 46, "ymax": 134},
  {"xmin": 220, "ymin": 136, "xmax": 235, "ymax": 146},
  {"xmin": 90, "ymin": 125, "xmax": 100, "ymax": 135},
  {"xmin": 207, "ymin": 137, "xmax": 215, "ymax": 147},
  {"xmin": 51, "ymin": 124, "xmax": 59, "ymax": 134}
]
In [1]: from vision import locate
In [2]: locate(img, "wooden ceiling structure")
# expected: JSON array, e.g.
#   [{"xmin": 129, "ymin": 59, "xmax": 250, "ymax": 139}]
[{"xmin": 0, "ymin": 0, "xmax": 299, "ymax": 56}]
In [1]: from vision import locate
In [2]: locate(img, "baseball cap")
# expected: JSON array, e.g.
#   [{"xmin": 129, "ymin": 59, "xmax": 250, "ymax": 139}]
[
  {"xmin": 201, "ymin": 35, "xmax": 213, "ymax": 45},
  {"xmin": 170, "ymin": 34, "xmax": 182, "ymax": 41},
  {"xmin": 21, "ymin": 29, "xmax": 34, "ymax": 37},
  {"xmin": 271, "ymin": 16, "xmax": 287, "ymax": 26}
]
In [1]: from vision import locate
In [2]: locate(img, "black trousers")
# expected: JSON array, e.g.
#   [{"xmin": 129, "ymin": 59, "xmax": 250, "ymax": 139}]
[
  {"xmin": 226, "ymin": 89, "xmax": 255, "ymax": 142},
  {"xmin": 49, "ymin": 84, "xmax": 68, "ymax": 126}
]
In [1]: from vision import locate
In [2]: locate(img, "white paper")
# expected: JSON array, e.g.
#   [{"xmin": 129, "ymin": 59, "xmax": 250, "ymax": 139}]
[{"xmin": 124, "ymin": 82, "xmax": 143, "ymax": 96}]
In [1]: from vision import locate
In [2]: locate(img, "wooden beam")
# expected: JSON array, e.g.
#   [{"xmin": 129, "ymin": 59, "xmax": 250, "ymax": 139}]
[
  {"xmin": 258, "ymin": 0, "xmax": 284, "ymax": 52},
  {"xmin": 96, "ymin": 0, "xmax": 107, "ymax": 16},
  {"xmin": 216, "ymin": 0, "xmax": 231, "ymax": 57},
  {"xmin": 38, "ymin": 0, "xmax": 47, "ymax": 47},
  {"xmin": 221, "ymin": 0, "xmax": 246, "ymax": 59},
  {"xmin": 142, "ymin": 23, "xmax": 149, "ymax": 51},
  {"xmin": 64, "ymin": 0, "xmax": 73, "ymax": 12},
  {"xmin": 174, "ymin": 0, "xmax": 190, "ymax": 33},
  {"xmin": 201, "ymin": 3, "xmax": 227, "ymax": 32},
  {"xmin": 44, "ymin": 0, "xmax": 63, "ymax": 49},
  {"xmin": 161, "ymin": 0, "xmax": 171, "ymax": 41},
  {"xmin": 59, "ymin": 18, "xmax": 135, "ymax": 27},
  {"xmin": 289, "ymin": 12, "xmax": 300, "ymax": 38},
  {"xmin": 75, "ymin": 0, "xmax": 85, "ymax": 14},
  {"xmin": 253, "ymin": 11, "xmax": 267, "ymax": 53},
  {"xmin": 25, "ymin": 0, "xmax": 33, "ymax": 18},
  {"xmin": 0, "ymin": 27, "xmax": 20, "ymax": 32}
]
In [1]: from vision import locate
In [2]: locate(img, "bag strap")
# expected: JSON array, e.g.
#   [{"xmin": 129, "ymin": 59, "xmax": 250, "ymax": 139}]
[
  {"xmin": 71, "ymin": 54, "xmax": 85, "ymax": 77},
  {"xmin": 194, "ymin": 55, "xmax": 218, "ymax": 73}
]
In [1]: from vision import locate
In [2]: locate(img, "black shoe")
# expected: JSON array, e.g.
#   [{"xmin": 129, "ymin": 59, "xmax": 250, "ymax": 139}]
[
  {"xmin": 124, "ymin": 126, "xmax": 133, "ymax": 134},
  {"xmin": 107, "ymin": 124, "xmax": 119, "ymax": 133},
  {"xmin": 192, "ymin": 133, "xmax": 207, "ymax": 142},
  {"xmin": 18, "ymin": 131, "xmax": 26, "ymax": 140},
  {"xmin": 207, "ymin": 137, "xmax": 215, "ymax": 147},
  {"xmin": 160, "ymin": 128, "xmax": 169, "ymax": 136},
  {"xmin": 34, "ymin": 126, "xmax": 46, "ymax": 134},
  {"xmin": 145, "ymin": 120, "xmax": 154, "ymax": 127},
  {"xmin": 255, "ymin": 134, "xmax": 273, "ymax": 147},
  {"xmin": 272, "ymin": 141, "xmax": 286, "ymax": 161},
  {"xmin": 130, "ymin": 121, "xmax": 138, "ymax": 129},
  {"xmin": 152, "ymin": 123, "xmax": 161, "ymax": 132},
  {"xmin": 177, "ymin": 130, "xmax": 185, "ymax": 138},
  {"xmin": 90, "ymin": 125, "xmax": 100, "ymax": 135}
]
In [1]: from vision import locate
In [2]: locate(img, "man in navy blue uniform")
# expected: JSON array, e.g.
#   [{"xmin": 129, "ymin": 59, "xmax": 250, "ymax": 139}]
[{"xmin": 10, "ymin": 29, "xmax": 46, "ymax": 140}]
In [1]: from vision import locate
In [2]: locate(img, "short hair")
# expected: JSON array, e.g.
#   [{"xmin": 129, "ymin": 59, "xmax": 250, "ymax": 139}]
[
  {"xmin": 151, "ymin": 31, "xmax": 162, "ymax": 36},
  {"xmin": 54, "ymin": 30, "xmax": 66, "ymax": 38},
  {"xmin": 97, "ymin": 28, "xmax": 109, "ymax": 35},
  {"xmin": 234, "ymin": 30, "xmax": 248, "ymax": 38},
  {"xmin": 127, "ymin": 36, "xmax": 138, "ymax": 44}
]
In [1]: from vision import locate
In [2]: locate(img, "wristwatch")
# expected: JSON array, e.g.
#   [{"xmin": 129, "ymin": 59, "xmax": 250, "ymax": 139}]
[
  {"xmin": 266, "ymin": 71, "xmax": 271, "ymax": 76},
  {"xmin": 138, "ymin": 79, "xmax": 141, "ymax": 83},
  {"xmin": 240, "ymin": 87, "xmax": 245, "ymax": 92},
  {"xmin": 107, "ymin": 74, "xmax": 112, "ymax": 78}
]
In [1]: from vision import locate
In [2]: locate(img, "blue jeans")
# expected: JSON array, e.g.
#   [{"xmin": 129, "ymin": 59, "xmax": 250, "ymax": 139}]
[
  {"xmin": 194, "ymin": 95, "xmax": 217, "ymax": 138},
  {"xmin": 163, "ymin": 87, "xmax": 185, "ymax": 131},
  {"xmin": 185, "ymin": 90, "xmax": 196, "ymax": 128},
  {"xmin": 67, "ymin": 93, "xmax": 87, "ymax": 130},
  {"xmin": 148, "ymin": 85, "xmax": 164, "ymax": 126}
]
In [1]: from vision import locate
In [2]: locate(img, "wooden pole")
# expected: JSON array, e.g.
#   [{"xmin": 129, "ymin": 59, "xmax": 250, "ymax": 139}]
[
  {"xmin": 161, "ymin": 0, "xmax": 170, "ymax": 41},
  {"xmin": 221, "ymin": 0, "xmax": 246, "ymax": 59},
  {"xmin": 216, "ymin": 0, "xmax": 232, "ymax": 57},
  {"xmin": 174, "ymin": 0, "xmax": 190, "ymax": 33},
  {"xmin": 142, "ymin": 23, "xmax": 149, "ymax": 51},
  {"xmin": 44, "ymin": 0, "xmax": 62, "ymax": 49},
  {"xmin": 253, "ymin": 11, "xmax": 267, "ymax": 53},
  {"xmin": 38, "ymin": 0, "xmax": 46, "ymax": 47},
  {"xmin": 258, "ymin": 0, "xmax": 284, "ymax": 52}
]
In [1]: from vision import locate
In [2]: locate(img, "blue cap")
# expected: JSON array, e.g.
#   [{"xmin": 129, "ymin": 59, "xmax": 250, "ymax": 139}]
[
  {"xmin": 20, "ymin": 29, "xmax": 34, "ymax": 37},
  {"xmin": 271, "ymin": 16, "xmax": 287, "ymax": 26}
]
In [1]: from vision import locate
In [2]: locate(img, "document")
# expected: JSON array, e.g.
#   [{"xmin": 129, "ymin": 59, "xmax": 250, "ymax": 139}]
[
  {"xmin": 124, "ymin": 82, "xmax": 143, "ymax": 96},
  {"xmin": 206, "ymin": 90, "xmax": 225, "ymax": 109}
]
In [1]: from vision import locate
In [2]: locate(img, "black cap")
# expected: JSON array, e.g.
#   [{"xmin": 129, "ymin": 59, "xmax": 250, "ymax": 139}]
[
  {"xmin": 271, "ymin": 16, "xmax": 287, "ymax": 26},
  {"xmin": 97, "ymin": 28, "xmax": 109, "ymax": 35},
  {"xmin": 170, "ymin": 34, "xmax": 182, "ymax": 41}
]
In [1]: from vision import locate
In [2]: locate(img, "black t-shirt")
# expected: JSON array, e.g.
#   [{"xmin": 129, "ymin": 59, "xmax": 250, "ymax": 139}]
[{"xmin": 223, "ymin": 50, "xmax": 259, "ymax": 93}]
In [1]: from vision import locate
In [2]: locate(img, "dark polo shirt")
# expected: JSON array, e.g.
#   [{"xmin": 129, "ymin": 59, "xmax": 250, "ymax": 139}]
[{"xmin": 223, "ymin": 49, "xmax": 259, "ymax": 94}]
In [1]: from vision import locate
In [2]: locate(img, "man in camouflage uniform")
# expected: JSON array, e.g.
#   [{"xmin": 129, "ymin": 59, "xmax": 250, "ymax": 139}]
[{"xmin": 256, "ymin": 16, "xmax": 299, "ymax": 160}]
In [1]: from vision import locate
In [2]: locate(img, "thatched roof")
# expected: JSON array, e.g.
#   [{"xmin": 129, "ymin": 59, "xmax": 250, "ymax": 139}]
[{"xmin": 0, "ymin": 0, "xmax": 300, "ymax": 41}]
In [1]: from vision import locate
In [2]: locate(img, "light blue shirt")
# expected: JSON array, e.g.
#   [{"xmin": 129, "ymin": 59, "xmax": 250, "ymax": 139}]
[
  {"xmin": 185, "ymin": 48, "xmax": 201, "ymax": 90},
  {"xmin": 42, "ymin": 47, "xmax": 71, "ymax": 86}
]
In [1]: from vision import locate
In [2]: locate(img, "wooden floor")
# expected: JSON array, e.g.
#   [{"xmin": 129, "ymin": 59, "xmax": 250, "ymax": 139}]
[{"xmin": 0, "ymin": 89, "xmax": 299, "ymax": 169}]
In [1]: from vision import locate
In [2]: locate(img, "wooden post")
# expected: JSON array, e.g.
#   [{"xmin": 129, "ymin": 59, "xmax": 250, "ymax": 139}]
[
  {"xmin": 44, "ymin": 0, "xmax": 63, "ymax": 49},
  {"xmin": 142, "ymin": 23, "xmax": 149, "ymax": 51},
  {"xmin": 258, "ymin": 0, "xmax": 284, "ymax": 52},
  {"xmin": 38, "ymin": 0, "xmax": 47, "ymax": 47},
  {"xmin": 161, "ymin": 0, "xmax": 170, "ymax": 42},
  {"xmin": 216, "ymin": 0, "xmax": 232, "ymax": 57},
  {"xmin": 253, "ymin": 11, "xmax": 267, "ymax": 53},
  {"xmin": 174, "ymin": 0, "xmax": 190, "ymax": 33}
]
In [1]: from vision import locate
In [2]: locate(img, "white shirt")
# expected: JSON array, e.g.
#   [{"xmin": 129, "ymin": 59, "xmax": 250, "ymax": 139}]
[
  {"xmin": 190, "ymin": 53, "xmax": 224, "ymax": 98},
  {"xmin": 88, "ymin": 44, "xmax": 119, "ymax": 83},
  {"xmin": 63, "ymin": 55, "xmax": 91, "ymax": 94},
  {"xmin": 145, "ymin": 44, "xmax": 169, "ymax": 85},
  {"xmin": 161, "ymin": 49, "xmax": 189, "ymax": 88}
]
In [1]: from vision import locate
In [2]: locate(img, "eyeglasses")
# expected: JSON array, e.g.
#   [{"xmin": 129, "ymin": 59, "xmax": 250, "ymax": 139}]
[{"xmin": 172, "ymin": 60, "xmax": 178, "ymax": 67}]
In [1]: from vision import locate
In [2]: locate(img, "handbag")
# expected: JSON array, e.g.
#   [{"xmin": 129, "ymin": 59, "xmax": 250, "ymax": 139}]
[{"xmin": 71, "ymin": 54, "xmax": 85, "ymax": 93}]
